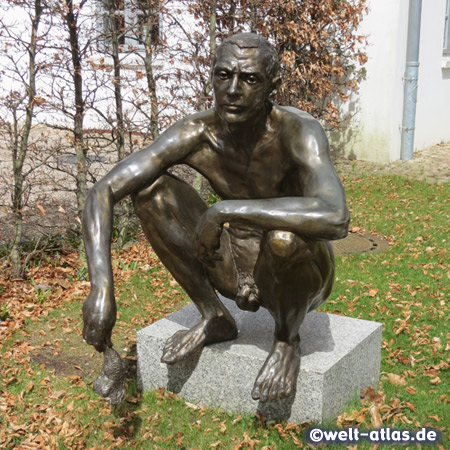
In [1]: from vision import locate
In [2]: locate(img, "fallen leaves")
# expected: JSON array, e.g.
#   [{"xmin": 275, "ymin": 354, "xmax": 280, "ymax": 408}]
[
  {"xmin": 405, "ymin": 401, "xmax": 416, "ymax": 412},
  {"xmin": 0, "ymin": 391, "xmax": 87, "ymax": 449},
  {"xmin": 361, "ymin": 386, "xmax": 384, "ymax": 405},
  {"xmin": 0, "ymin": 250, "xmax": 86, "ymax": 345},
  {"xmin": 233, "ymin": 431, "xmax": 260, "ymax": 450},
  {"xmin": 393, "ymin": 316, "xmax": 410, "ymax": 335},
  {"xmin": 26, "ymin": 381, "xmax": 34, "ymax": 394},
  {"xmin": 428, "ymin": 414, "xmax": 441, "ymax": 422},
  {"xmin": 337, "ymin": 408, "xmax": 368, "ymax": 427},
  {"xmin": 220, "ymin": 421, "xmax": 227, "ymax": 435},
  {"xmin": 386, "ymin": 373, "xmax": 407, "ymax": 386},
  {"xmin": 338, "ymin": 383, "xmax": 434, "ymax": 430},
  {"xmin": 369, "ymin": 404, "xmax": 383, "ymax": 428}
]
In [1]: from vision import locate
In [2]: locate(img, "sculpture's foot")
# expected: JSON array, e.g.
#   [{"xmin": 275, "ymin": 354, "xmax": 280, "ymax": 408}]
[
  {"xmin": 93, "ymin": 347, "xmax": 126, "ymax": 406},
  {"xmin": 161, "ymin": 314, "xmax": 238, "ymax": 365},
  {"xmin": 251, "ymin": 339, "xmax": 300, "ymax": 403}
]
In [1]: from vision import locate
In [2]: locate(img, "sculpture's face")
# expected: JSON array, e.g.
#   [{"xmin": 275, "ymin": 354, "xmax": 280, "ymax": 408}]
[{"xmin": 213, "ymin": 44, "xmax": 271, "ymax": 125}]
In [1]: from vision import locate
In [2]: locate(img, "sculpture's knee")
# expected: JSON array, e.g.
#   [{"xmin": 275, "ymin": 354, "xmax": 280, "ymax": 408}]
[{"xmin": 265, "ymin": 231, "xmax": 313, "ymax": 264}]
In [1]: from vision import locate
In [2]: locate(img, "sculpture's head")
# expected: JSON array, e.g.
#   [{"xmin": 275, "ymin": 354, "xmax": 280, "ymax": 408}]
[{"xmin": 213, "ymin": 33, "xmax": 280, "ymax": 125}]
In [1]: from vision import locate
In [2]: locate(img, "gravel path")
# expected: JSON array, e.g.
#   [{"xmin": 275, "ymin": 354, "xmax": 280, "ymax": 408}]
[{"xmin": 334, "ymin": 142, "xmax": 450, "ymax": 184}]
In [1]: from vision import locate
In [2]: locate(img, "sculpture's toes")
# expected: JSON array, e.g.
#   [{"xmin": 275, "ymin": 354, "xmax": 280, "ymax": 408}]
[
  {"xmin": 252, "ymin": 356, "xmax": 276, "ymax": 401},
  {"xmin": 252, "ymin": 373, "xmax": 294, "ymax": 403},
  {"xmin": 273, "ymin": 377, "xmax": 294, "ymax": 400},
  {"xmin": 268, "ymin": 375, "xmax": 286, "ymax": 402},
  {"xmin": 252, "ymin": 340, "xmax": 300, "ymax": 403},
  {"xmin": 251, "ymin": 370, "xmax": 272, "ymax": 402},
  {"xmin": 280, "ymin": 379, "xmax": 293, "ymax": 399},
  {"xmin": 262, "ymin": 373, "xmax": 286, "ymax": 403},
  {"xmin": 251, "ymin": 377, "xmax": 262, "ymax": 401},
  {"xmin": 161, "ymin": 330, "xmax": 186, "ymax": 364},
  {"xmin": 259, "ymin": 379, "xmax": 273, "ymax": 403},
  {"xmin": 161, "ymin": 324, "xmax": 207, "ymax": 364}
]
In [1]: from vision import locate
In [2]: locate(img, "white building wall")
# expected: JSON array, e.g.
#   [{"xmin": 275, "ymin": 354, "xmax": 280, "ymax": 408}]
[
  {"xmin": 343, "ymin": 0, "xmax": 450, "ymax": 162},
  {"xmin": 415, "ymin": 0, "xmax": 450, "ymax": 149}
]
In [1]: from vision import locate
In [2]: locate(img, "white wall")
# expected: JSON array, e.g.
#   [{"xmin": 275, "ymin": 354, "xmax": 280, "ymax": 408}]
[
  {"xmin": 415, "ymin": 0, "xmax": 450, "ymax": 149},
  {"xmin": 338, "ymin": 0, "xmax": 408, "ymax": 162},
  {"xmin": 341, "ymin": 0, "xmax": 450, "ymax": 162}
]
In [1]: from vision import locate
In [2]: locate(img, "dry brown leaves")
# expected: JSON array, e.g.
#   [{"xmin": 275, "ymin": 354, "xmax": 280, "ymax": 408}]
[
  {"xmin": 337, "ymin": 385, "xmax": 421, "ymax": 429},
  {"xmin": 0, "ymin": 251, "xmax": 87, "ymax": 342},
  {"xmin": 0, "ymin": 237, "xmax": 164, "ymax": 449}
]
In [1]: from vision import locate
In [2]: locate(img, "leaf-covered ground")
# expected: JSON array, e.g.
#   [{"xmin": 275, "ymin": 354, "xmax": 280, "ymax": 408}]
[{"xmin": 0, "ymin": 174, "xmax": 449, "ymax": 449}]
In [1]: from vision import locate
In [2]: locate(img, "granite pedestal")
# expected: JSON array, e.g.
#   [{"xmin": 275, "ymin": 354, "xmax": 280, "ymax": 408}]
[{"xmin": 137, "ymin": 297, "xmax": 382, "ymax": 423}]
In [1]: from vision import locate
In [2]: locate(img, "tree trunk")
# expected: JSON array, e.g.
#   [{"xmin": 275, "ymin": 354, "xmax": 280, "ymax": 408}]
[
  {"xmin": 9, "ymin": 0, "xmax": 42, "ymax": 277},
  {"xmin": 142, "ymin": 4, "xmax": 160, "ymax": 141},
  {"xmin": 210, "ymin": 0, "xmax": 216, "ymax": 58},
  {"xmin": 204, "ymin": 0, "xmax": 216, "ymax": 100},
  {"xmin": 249, "ymin": 1, "xmax": 258, "ymax": 32},
  {"xmin": 106, "ymin": 0, "xmax": 128, "ymax": 247},
  {"xmin": 194, "ymin": 0, "xmax": 216, "ymax": 196},
  {"xmin": 65, "ymin": 0, "xmax": 87, "ymax": 225},
  {"xmin": 228, "ymin": 0, "xmax": 236, "ymax": 34},
  {"xmin": 108, "ymin": 0, "xmax": 126, "ymax": 161}
]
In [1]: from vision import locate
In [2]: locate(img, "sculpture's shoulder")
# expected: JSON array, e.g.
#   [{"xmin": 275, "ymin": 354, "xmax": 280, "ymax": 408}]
[
  {"xmin": 175, "ymin": 109, "xmax": 216, "ymax": 131},
  {"xmin": 273, "ymin": 104, "xmax": 326, "ymax": 138},
  {"xmin": 165, "ymin": 109, "xmax": 216, "ymax": 144},
  {"xmin": 272, "ymin": 104, "xmax": 329, "ymax": 157}
]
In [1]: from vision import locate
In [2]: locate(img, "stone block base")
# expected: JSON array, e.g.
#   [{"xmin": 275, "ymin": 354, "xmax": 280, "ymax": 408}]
[{"xmin": 137, "ymin": 297, "xmax": 382, "ymax": 423}]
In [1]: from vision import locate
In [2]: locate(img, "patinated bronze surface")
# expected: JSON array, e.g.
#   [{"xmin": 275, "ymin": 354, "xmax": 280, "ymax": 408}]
[{"xmin": 82, "ymin": 33, "xmax": 350, "ymax": 404}]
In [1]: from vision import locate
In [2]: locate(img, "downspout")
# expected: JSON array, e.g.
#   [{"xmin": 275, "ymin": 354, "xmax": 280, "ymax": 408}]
[{"xmin": 400, "ymin": 0, "xmax": 422, "ymax": 160}]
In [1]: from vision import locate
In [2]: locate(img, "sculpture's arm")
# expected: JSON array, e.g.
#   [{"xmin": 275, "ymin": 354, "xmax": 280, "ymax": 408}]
[
  {"xmin": 195, "ymin": 117, "xmax": 349, "ymax": 261},
  {"xmin": 82, "ymin": 119, "xmax": 201, "ymax": 351}
]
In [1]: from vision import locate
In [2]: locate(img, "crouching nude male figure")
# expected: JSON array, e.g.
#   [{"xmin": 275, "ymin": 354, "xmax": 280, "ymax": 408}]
[{"xmin": 82, "ymin": 33, "xmax": 349, "ymax": 403}]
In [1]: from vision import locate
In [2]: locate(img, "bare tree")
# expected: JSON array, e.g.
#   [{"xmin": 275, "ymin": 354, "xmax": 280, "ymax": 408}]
[
  {"xmin": 40, "ymin": 0, "xmax": 110, "ymax": 245},
  {"xmin": 0, "ymin": 0, "xmax": 46, "ymax": 277},
  {"xmin": 102, "ymin": 0, "xmax": 127, "ymax": 161},
  {"xmin": 60, "ymin": 0, "xmax": 89, "ymax": 221},
  {"xmin": 128, "ymin": 0, "xmax": 163, "ymax": 141}
]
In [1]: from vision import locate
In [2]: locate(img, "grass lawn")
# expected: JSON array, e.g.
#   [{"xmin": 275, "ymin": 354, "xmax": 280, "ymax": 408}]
[{"xmin": 0, "ymin": 173, "xmax": 449, "ymax": 449}]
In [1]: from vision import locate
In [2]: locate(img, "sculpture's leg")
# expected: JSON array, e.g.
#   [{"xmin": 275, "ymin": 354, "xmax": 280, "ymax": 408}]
[
  {"xmin": 251, "ymin": 231, "xmax": 335, "ymax": 402},
  {"xmin": 132, "ymin": 174, "xmax": 238, "ymax": 364}
]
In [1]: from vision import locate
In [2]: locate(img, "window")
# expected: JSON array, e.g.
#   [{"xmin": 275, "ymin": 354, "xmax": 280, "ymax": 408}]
[
  {"xmin": 444, "ymin": 0, "xmax": 450, "ymax": 56},
  {"xmin": 98, "ymin": 0, "xmax": 161, "ymax": 53}
]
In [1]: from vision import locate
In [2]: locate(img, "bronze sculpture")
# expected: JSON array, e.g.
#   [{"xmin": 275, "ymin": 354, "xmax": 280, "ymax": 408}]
[{"xmin": 82, "ymin": 33, "xmax": 349, "ymax": 405}]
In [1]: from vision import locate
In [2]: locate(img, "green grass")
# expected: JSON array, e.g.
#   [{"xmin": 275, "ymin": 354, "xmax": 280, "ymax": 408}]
[
  {"xmin": 1, "ymin": 174, "xmax": 449, "ymax": 449},
  {"xmin": 329, "ymin": 176, "xmax": 449, "ymax": 441}
]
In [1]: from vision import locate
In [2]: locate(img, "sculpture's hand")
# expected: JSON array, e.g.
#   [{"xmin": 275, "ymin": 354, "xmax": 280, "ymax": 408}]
[
  {"xmin": 82, "ymin": 286, "xmax": 116, "ymax": 353},
  {"xmin": 194, "ymin": 208, "xmax": 223, "ymax": 266}
]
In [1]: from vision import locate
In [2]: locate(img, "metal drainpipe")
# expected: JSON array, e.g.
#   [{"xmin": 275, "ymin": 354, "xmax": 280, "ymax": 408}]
[{"xmin": 400, "ymin": 0, "xmax": 422, "ymax": 161}]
